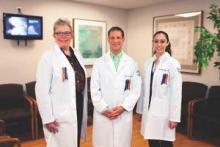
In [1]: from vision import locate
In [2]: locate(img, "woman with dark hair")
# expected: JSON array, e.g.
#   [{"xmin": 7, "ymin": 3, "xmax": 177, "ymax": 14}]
[{"xmin": 140, "ymin": 31, "xmax": 182, "ymax": 147}]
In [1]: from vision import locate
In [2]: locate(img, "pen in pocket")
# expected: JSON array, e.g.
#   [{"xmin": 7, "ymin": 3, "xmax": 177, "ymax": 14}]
[
  {"xmin": 62, "ymin": 67, "xmax": 68, "ymax": 82},
  {"xmin": 124, "ymin": 79, "xmax": 131, "ymax": 91},
  {"xmin": 161, "ymin": 74, "xmax": 168, "ymax": 85}
]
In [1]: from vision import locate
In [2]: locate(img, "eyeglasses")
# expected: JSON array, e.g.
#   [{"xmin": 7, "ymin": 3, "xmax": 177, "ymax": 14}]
[{"xmin": 54, "ymin": 31, "xmax": 72, "ymax": 37}]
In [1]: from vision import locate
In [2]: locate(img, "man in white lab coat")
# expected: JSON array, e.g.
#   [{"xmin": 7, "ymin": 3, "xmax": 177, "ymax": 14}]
[{"xmin": 91, "ymin": 26, "xmax": 141, "ymax": 147}]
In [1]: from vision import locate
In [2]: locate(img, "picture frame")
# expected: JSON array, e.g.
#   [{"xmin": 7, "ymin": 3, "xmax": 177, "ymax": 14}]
[
  {"xmin": 73, "ymin": 18, "xmax": 107, "ymax": 65},
  {"xmin": 153, "ymin": 11, "xmax": 203, "ymax": 74}
]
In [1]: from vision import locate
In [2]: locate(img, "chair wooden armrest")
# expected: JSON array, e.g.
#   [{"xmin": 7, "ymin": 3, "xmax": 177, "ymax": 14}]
[
  {"xmin": 187, "ymin": 98, "xmax": 205, "ymax": 138},
  {"xmin": 0, "ymin": 120, "xmax": 6, "ymax": 135},
  {"xmin": 0, "ymin": 135, "xmax": 10, "ymax": 139},
  {"xmin": 0, "ymin": 120, "xmax": 5, "ymax": 125},
  {"xmin": 26, "ymin": 96, "xmax": 39, "ymax": 139},
  {"xmin": 0, "ymin": 120, "xmax": 21, "ymax": 147},
  {"xmin": 25, "ymin": 96, "xmax": 35, "ymax": 139},
  {"xmin": 0, "ymin": 136, "xmax": 21, "ymax": 147}
]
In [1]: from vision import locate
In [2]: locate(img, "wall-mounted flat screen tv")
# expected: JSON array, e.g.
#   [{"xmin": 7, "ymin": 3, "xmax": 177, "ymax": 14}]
[{"xmin": 3, "ymin": 13, "xmax": 43, "ymax": 40}]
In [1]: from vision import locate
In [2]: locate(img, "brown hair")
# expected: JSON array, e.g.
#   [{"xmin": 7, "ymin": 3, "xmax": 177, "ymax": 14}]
[
  {"xmin": 108, "ymin": 26, "xmax": 124, "ymax": 38},
  {"xmin": 153, "ymin": 31, "xmax": 172, "ymax": 55}
]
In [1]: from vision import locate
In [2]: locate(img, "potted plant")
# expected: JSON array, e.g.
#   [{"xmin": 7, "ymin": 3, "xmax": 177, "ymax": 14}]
[{"xmin": 195, "ymin": 2, "xmax": 220, "ymax": 68}]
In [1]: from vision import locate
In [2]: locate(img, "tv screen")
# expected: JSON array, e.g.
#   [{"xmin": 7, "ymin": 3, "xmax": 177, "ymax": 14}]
[{"xmin": 3, "ymin": 13, "xmax": 43, "ymax": 40}]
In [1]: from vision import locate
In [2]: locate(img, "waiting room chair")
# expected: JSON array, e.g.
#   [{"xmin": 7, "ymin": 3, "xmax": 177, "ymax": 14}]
[
  {"xmin": 189, "ymin": 85, "xmax": 220, "ymax": 138},
  {"xmin": 25, "ymin": 81, "xmax": 41, "ymax": 139},
  {"xmin": 0, "ymin": 119, "xmax": 21, "ymax": 147},
  {"xmin": 87, "ymin": 77, "xmax": 94, "ymax": 117},
  {"xmin": 0, "ymin": 119, "xmax": 5, "ymax": 135},
  {"xmin": 177, "ymin": 81, "xmax": 208, "ymax": 135},
  {"xmin": 0, "ymin": 83, "xmax": 35, "ymax": 140}
]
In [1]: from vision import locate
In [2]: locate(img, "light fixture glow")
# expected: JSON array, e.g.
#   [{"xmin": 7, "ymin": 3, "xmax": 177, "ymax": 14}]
[{"xmin": 175, "ymin": 12, "xmax": 201, "ymax": 18}]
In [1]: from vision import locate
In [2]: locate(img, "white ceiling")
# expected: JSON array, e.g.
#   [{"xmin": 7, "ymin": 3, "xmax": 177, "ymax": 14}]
[{"xmin": 70, "ymin": 0, "xmax": 177, "ymax": 10}]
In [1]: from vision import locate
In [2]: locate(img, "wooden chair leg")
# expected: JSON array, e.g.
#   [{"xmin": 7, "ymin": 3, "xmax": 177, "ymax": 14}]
[
  {"xmin": 187, "ymin": 100, "xmax": 194, "ymax": 138},
  {"xmin": 187, "ymin": 101, "xmax": 192, "ymax": 138},
  {"xmin": 187, "ymin": 98, "xmax": 202, "ymax": 139},
  {"xmin": 32, "ymin": 101, "xmax": 39, "ymax": 139},
  {"xmin": 35, "ymin": 110, "xmax": 39, "ymax": 139},
  {"xmin": 32, "ymin": 115, "xmax": 35, "ymax": 139},
  {"xmin": 188, "ymin": 113, "xmax": 193, "ymax": 138}
]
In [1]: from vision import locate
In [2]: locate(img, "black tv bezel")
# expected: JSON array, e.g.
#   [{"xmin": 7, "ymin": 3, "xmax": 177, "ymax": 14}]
[{"xmin": 3, "ymin": 13, "xmax": 43, "ymax": 40}]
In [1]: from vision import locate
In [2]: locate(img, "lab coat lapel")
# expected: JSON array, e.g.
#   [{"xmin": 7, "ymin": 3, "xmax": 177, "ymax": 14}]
[
  {"xmin": 104, "ymin": 52, "xmax": 116, "ymax": 73},
  {"xmin": 54, "ymin": 45, "xmax": 73, "ymax": 71},
  {"xmin": 54, "ymin": 45, "xmax": 75, "ymax": 98},
  {"xmin": 117, "ymin": 52, "xmax": 127, "ymax": 73},
  {"xmin": 151, "ymin": 55, "xmax": 158, "ymax": 95},
  {"xmin": 152, "ymin": 52, "xmax": 170, "ymax": 90},
  {"xmin": 156, "ymin": 52, "xmax": 170, "ymax": 67},
  {"xmin": 73, "ymin": 48, "xmax": 86, "ymax": 72}
]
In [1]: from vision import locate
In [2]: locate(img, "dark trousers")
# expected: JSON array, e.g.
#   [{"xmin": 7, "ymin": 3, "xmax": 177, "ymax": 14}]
[
  {"xmin": 76, "ymin": 91, "xmax": 84, "ymax": 147},
  {"xmin": 148, "ymin": 139, "xmax": 173, "ymax": 147}
]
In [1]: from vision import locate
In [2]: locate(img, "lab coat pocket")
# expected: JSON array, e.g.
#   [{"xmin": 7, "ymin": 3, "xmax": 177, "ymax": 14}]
[
  {"xmin": 52, "ymin": 65, "xmax": 69, "ymax": 83},
  {"xmin": 150, "ymin": 98, "xmax": 169, "ymax": 117},
  {"xmin": 52, "ymin": 66, "xmax": 62, "ymax": 79},
  {"xmin": 159, "ymin": 84, "xmax": 169, "ymax": 98},
  {"xmin": 124, "ymin": 74, "xmax": 133, "ymax": 90},
  {"xmin": 158, "ymin": 68, "xmax": 169, "ymax": 85},
  {"xmin": 123, "ymin": 90, "xmax": 130, "ymax": 100}
]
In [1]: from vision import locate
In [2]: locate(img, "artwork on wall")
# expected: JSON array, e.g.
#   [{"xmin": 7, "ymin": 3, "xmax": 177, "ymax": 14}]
[
  {"xmin": 73, "ymin": 18, "xmax": 106, "ymax": 65},
  {"xmin": 153, "ymin": 11, "xmax": 203, "ymax": 74}
]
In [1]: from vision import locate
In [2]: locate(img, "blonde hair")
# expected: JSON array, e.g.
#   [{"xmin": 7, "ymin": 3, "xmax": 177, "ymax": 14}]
[{"xmin": 53, "ymin": 18, "xmax": 72, "ymax": 34}]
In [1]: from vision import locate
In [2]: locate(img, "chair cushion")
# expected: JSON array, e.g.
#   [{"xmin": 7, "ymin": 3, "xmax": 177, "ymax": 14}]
[
  {"xmin": 182, "ymin": 82, "xmax": 207, "ymax": 104},
  {"xmin": 0, "ymin": 108, "xmax": 31, "ymax": 121},
  {"xmin": 193, "ymin": 99, "xmax": 220, "ymax": 124},
  {"xmin": 0, "ymin": 84, "xmax": 24, "ymax": 101},
  {"xmin": 179, "ymin": 81, "xmax": 208, "ymax": 129},
  {"xmin": 207, "ymin": 86, "xmax": 220, "ymax": 100}
]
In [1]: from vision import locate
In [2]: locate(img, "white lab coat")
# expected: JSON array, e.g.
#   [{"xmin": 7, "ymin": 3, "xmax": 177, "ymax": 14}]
[
  {"xmin": 35, "ymin": 45, "xmax": 88, "ymax": 147},
  {"xmin": 140, "ymin": 52, "xmax": 182, "ymax": 141},
  {"xmin": 135, "ymin": 76, "xmax": 144, "ymax": 114},
  {"xmin": 91, "ymin": 52, "xmax": 141, "ymax": 147}
]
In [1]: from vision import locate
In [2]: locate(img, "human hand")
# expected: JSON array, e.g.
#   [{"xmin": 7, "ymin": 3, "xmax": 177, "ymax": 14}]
[
  {"xmin": 102, "ymin": 109, "xmax": 111, "ymax": 118},
  {"xmin": 102, "ymin": 106, "xmax": 125, "ymax": 120},
  {"xmin": 111, "ymin": 106, "xmax": 125, "ymax": 117},
  {"xmin": 45, "ymin": 120, "xmax": 59, "ymax": 133},
  {"xmin": 102, "ymin": 109, "xmax": 117, "ymax": 120},
  {"xmin": 168, "ymin": 121, "xmax": 177, "ymax": 129},
  {"xmin": 105, "ymin": 106, "xmax": 125, "ymax": 120}
]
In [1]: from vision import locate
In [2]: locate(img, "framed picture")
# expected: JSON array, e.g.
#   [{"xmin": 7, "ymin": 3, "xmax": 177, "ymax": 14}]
[
  {"xmin": 153, "ymin": 11, "xmax": 203, "ymax": 74},
  {"xmin": 73, "ymin": 19, "xmax": 107, "ymax": 65}
]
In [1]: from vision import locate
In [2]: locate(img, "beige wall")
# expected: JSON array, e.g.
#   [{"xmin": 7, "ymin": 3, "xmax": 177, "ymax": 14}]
[
  {"xmin": 0, "ymin": 0, "xmax": 127, "ymax": 84},
  {"xmin": 1, "ymin": 0, "xmax": 220, "ymax": 86},
  {"xmin": 127, "ymin": 0, "xmax": 220, "ymax": 86}
]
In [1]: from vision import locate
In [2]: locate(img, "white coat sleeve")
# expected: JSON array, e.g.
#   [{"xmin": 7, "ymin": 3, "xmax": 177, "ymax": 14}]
[
  {"xmin": 91, "ymin": 62, "xmax": 109, "ymax": 113},
  {"xmin": 135, "ymin": 76, "xmax": 144, "ymax": 114},
  {"xmin": 122, "ymin": 63, "xmax": 141, "ymax": 112},
  {"xmin": 35, "ymin": 54, "xmax": 55, "ymax": 124},
  {"xmin": 169, "ymin": 60, "xmax": 182, "ymax": 122},
  {"xmin": 136, "ymin": 61, "xmax": 150, "ymax": 114}
]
